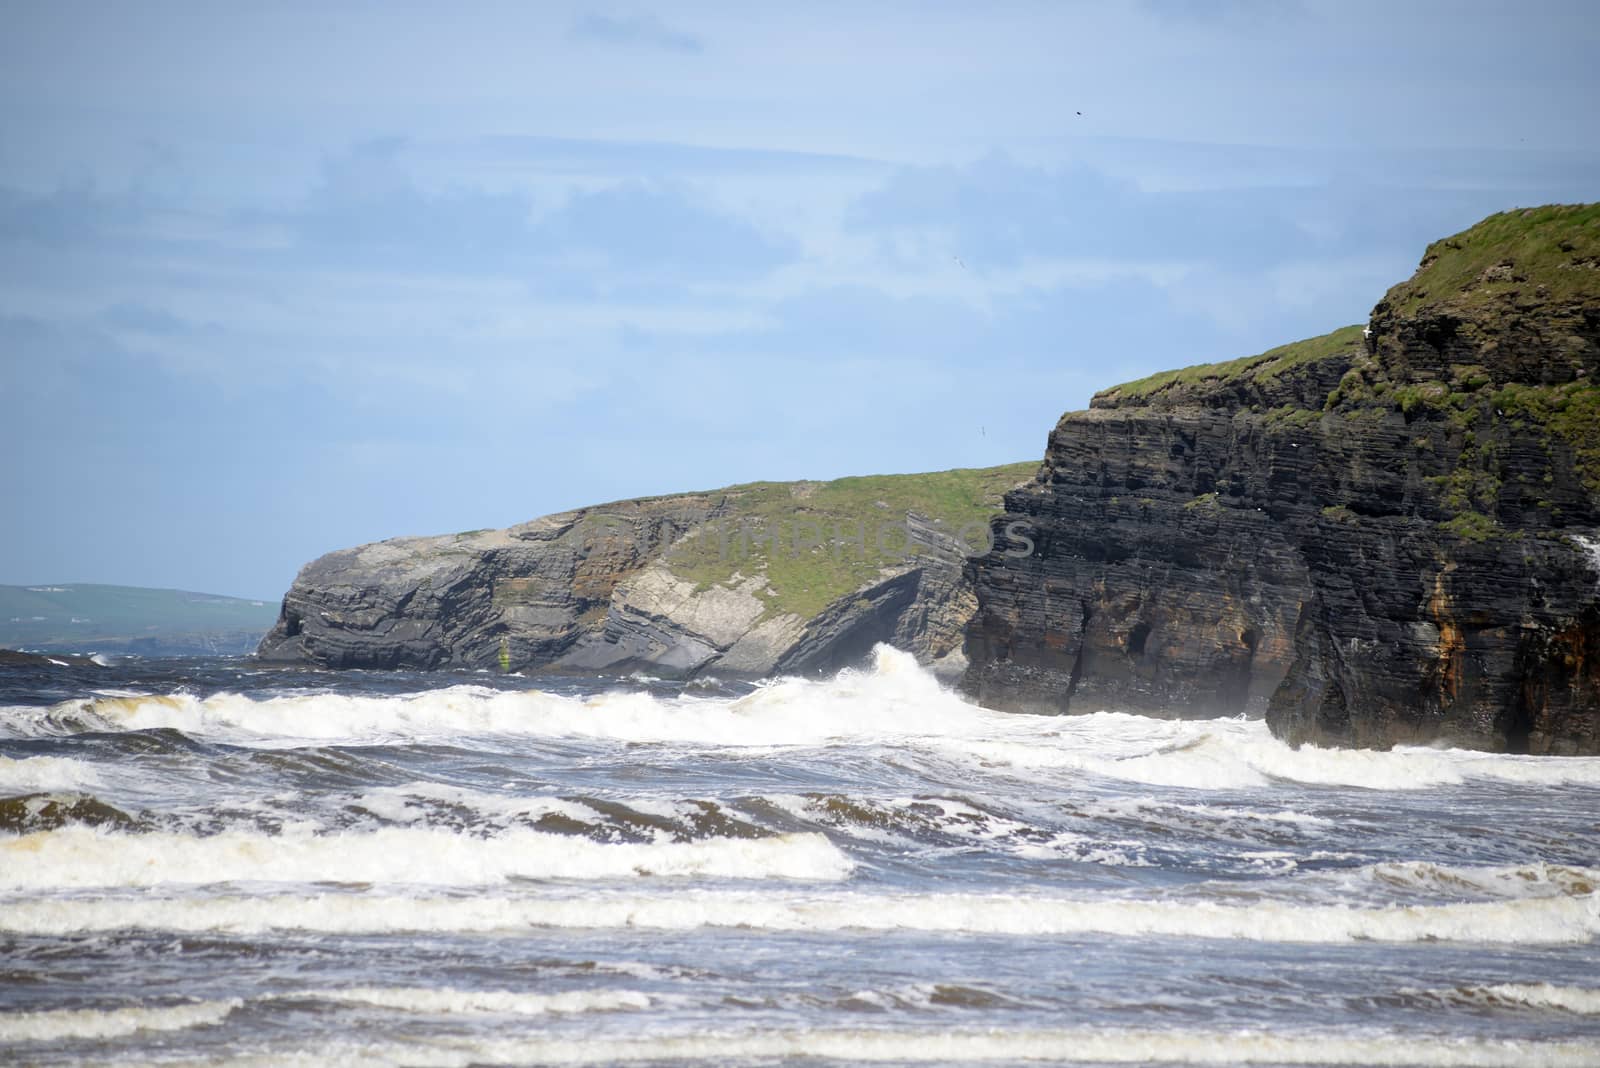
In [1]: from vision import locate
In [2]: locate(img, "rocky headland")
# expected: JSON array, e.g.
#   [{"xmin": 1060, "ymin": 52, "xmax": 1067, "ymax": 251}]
[
  {"xmin": 963, "ymin": 204, "xmax": 1600, "ymax": 754},
  {"xmin": 0, "ymin": 648, "xmax": 101, "ymax": 668},
  {"xmin": 0, "ymin": 584, "xmax": 277, "ymax": 657},
  {"xmin": 257, "ymin": 465, "xmax": 1034, "ymax": 679},
  {"xmin": 260, "ymin": 205, "xmax": 1600, "ymax": 754}
]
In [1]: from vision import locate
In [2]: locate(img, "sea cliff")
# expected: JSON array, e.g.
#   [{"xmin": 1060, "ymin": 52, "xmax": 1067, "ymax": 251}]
[
  {"xmin": 257, "ymin": 465, "xmax": 1033, "ymax": 678},
  {"xmin": 963, "ymin": 204, "xmax": 1600, "ymax": 754}
]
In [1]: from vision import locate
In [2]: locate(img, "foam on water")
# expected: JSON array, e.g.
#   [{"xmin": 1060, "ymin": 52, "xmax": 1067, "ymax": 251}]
[
  {"xmin": 297, "ymin": 986, "xmax": 652, "ymax": 1016},
  {"xmin": 9, "ymin": 647, "xmax": 1600, "ymax": 797},
  {"xmin": 7, "ymin": 644, "xmax": 1600, "ymax": 1064},
  {"xmin": 1421, "ymin": 983, "xmax": 1600, "ymax": 1015},
  {"xmin": 5, "ymin": 646, "xmax": 972, "ymax": 748},
  {"xmin": 763, "ymin": 792, "xmax": 1152, "ymax": 866},
  {"xmin": 1359, "ymin": 861, "xmax": 1600, "ymax": 900},
  {"xmin": 0, "ymin": 754, "xmax": 103, "ymax": 791},
  {"xmin": 0, "ymin": 825, "xmax": 852, "ymax": 889},
  {"xmin": 0, "ymin": 999, "xmax": 240, "ymax": 1042},
  {"xmin": 1087, "ymin": 796, "xmax": 1337, "ymax": 829},
  {"xmin": 9, "ymin": 645, "xmax": 1599, "ymax": 797},
  {"xmin": 348, "ymin": 784, "xmax": 607, "ymax": 828},
  {"xmin": 942, "ymin": 715, "xmax": 1600, "ymax": 791},
  {"xmin": 92, "ymin": 1025, "xmax": 1600, "ymax": 1068},
  {"xmin": 6, "ymin": 886, "xmax": 1596, "ymax": 943}
]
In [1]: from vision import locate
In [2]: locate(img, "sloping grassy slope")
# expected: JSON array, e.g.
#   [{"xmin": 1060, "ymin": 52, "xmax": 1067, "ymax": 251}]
[
  {"xmin": 1383, "ymin": 202, "xmax": 1600, "ymax": 316},
  {"xmin": 1098, "ymin": 324, "xmax": 1365, "ymax": 405},
  {"xmin": 663, "ymin": 463, "xmax": 1037, "ymax": 619}
]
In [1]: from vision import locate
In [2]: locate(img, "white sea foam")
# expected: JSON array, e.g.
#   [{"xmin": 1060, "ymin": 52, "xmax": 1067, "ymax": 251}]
[
  {"xmin": 11, "ymin": 645, "xmax": 1600, "ymax": 792},
  {"xmin": 14, "ymin": 646, "xmax": 979, "ymax": 748},
  {"xmin": 0, "ymin": 825, "xmax": 852, "ymax": 889},
  {"xmin": 942, "ymin": 713, "xmax": 1600, "ymax": 791},
  {"xmin": 0, "ymin": 754, "xmax": 102, "ymax": 792},
  {"xmin": 1185, "ymin": 861, "xmax": 1600, "ymax": 909},
  {"xmin": 5, "ymin": 887, "xmax": 1596, "ymax": 944},
  {"xmin": 0, "ymin": 998, "xmax": 239, "ymax": 1042},
  {"xmin": 1086, "ymin": 796, "xmax": 1336, "ymax": 830},
  {"xmin": 299, "ymin": 986, "xmax": 652, "ymax": 1016},
  {"xmin": 93, "ymin": 1025, "xmax": 1600, "ymax": 1067}
]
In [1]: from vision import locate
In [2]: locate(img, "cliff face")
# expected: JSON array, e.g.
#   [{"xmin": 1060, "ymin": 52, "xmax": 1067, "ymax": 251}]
[
  {"xmin": 258, "ymin": 465, "xmax": 1032, "ymax": 678},
  {"xmin": 964, "ymin": 204, "xmax": 1600, "ymax": 754}
]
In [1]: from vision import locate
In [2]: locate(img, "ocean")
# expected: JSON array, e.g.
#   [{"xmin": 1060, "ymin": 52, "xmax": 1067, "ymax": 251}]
[{"xmin": 2, "ymin": 645, "xmax": 1599, "ymax": 1067}]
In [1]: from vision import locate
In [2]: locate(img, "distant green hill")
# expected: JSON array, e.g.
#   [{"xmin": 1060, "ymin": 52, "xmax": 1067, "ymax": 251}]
[{"xmin": 0, "ymin": 584, "xmax": 279, "ymax": 657}]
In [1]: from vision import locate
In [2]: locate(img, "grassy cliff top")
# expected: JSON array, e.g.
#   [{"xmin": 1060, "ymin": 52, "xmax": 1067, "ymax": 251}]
[
  {"xmin": 1381, "ymin": 203, "xmax": 1600, "ymax": 317},
  {"xmin": 662, "ymin": 462, "xmax": 1037, "ymax": 620},
  {"xmin": 1095, "ymin": 324, "xmax": 1365, "ymax": 406}
]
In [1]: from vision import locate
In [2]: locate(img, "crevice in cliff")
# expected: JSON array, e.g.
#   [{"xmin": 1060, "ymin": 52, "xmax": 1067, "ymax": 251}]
[
  {"xmin": 1506, "ymin": 691, "xmax": 1535, "ymax": 754},
  {"xmin": 1128, "ymin": 620, "xmax": 1151, "ymax": 657},
  {"xmin": 1066, "ymin": 602, "xmax": 1092, "ymax": 702}
]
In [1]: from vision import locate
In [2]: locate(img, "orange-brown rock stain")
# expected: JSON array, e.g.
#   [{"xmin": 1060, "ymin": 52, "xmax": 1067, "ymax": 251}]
[{"xmin": 1427, "ymin": 568, "xmax": 1467, "ymax": 707}]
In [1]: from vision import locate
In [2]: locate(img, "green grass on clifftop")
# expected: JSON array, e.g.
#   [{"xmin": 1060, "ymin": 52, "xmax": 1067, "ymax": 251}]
[
  {"xmin": 663, "ymin": 463, "xmax": 1036, "ymax": 620},
  {"xmin": 1382, "ymin": 203, "xmax": 1600, "ymax": 317},
  {"xmin": 1100, "ymin": 324, "xmax": 1365, "ymax": 403}
]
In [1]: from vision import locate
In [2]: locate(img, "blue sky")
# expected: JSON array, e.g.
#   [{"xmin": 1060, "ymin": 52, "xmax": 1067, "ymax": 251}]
[{"xmin": 2, "ymin": 1, "xmax": 1596, "ymax": 600}]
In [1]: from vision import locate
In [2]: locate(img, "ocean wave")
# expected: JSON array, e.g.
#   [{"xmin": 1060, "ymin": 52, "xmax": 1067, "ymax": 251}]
[
  {"xmin": 763, "ymin": 792, "xmax": 1151, "ymax": 866},
  {"xmin": 1360, "ymin": 861, "xmax": 1599, "ymax": 900},
  {"xmin": 5, "ymin": 887, "xmax": 1595, "ymax": 944},
  {"xmin": 291, "ymin": 986, "xmax": 651, "ymax": 1016},
  {"xmin": 3, "ymin": 646, "xmax": 979, "ymax": 748},
  {"xmin": 0, "ymin": 791, "xmax": 141, "ymax": 834},
  {"xmin": 1182, "ymin": 860, "xmax": 1600, "ymax": 910},
  {"xmin": 85, "ymin": 1024, "xmax": 1600, "ymax": 1067},
  {"xmin": 0, "ymin": 754, "xmax": 103, "ymax": 791},
  {"xmin": 0, "ymin": 998, "xmax": 240, "ymax": 1042},
  {"xmin": 943, "ymin": 716, "xmax": 1600, "ymax": 792},
  {"xmin": 0, "ymin": 825, "xmax": 853, "ymax": 890},
  {"xmin": 1085, "ymin": 796, "xmax": 1337, "ymax": 831},
  {"xmin": 346, "ymin": 784, "xmax": 770, "ymax": 844},
  {"xmin": 9, "ymin": 646, "xmax": 1600, "ymax": 794},
  {"xmin": 1413, "ymin": 983, "xmax": 1600, "ymax": 1015}
]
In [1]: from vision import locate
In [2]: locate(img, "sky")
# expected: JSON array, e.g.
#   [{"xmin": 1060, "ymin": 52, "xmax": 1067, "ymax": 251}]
[{"xmin": 2, "ymin": 1, "xmax": 1597, "ymax": 600}]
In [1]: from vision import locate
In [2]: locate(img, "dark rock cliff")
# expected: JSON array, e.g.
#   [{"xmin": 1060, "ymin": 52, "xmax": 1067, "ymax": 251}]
[{"xmin": 963, "ymin": 204, "xmax": 1600, "ymax": 753}]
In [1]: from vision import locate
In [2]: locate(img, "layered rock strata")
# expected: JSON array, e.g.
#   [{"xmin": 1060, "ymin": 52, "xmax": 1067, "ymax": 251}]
[{"xmin": 964, "ymin": 204, "xmax": 1600, "ymax": 753}]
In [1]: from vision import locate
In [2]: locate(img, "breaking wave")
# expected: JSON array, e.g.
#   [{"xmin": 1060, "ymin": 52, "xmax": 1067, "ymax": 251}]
[
  {"xmin": 0, "ymin": 824, "xmax": 852, "ymax": 889},
  {"xmin": 6, "ymin": 886, "xmax": 1596, "ymax": 944},
  {"xmin": 0, "ymin": 999, "xmax": 240, "ymax": 1042},
  {"xmin": 1413, "ymin": 983, "xmax": 1600, "ymax": 1015},
  {"xmin": 286, "ymin": 986, "xmax": 652, "ymax": 1017},
  {"xmin": 7, "ymin": 644, "xmax": 1600, "ymax": 1066},
  {"xmin": 0, "ymin": 754, "xmax": 103, "ymax": 791},
  {"xmin": 6, "ymin": 646, "xmax": 1599, "ymax": 796},
  {"xmin": 74, "ymin": 1025, "xmax": 1600, "ymax": 1067}
]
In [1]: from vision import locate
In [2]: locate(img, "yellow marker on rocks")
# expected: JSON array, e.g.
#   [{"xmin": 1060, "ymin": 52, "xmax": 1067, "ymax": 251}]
[{"xmin": 498, "ymin": 638, "xmax": 511, "ymax": 673}]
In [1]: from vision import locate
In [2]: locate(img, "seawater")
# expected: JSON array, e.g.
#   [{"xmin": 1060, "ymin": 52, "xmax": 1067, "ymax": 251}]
[{"xmin": 2, "ymin": 645, "xmax": 1599, "ymax": 1067}]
